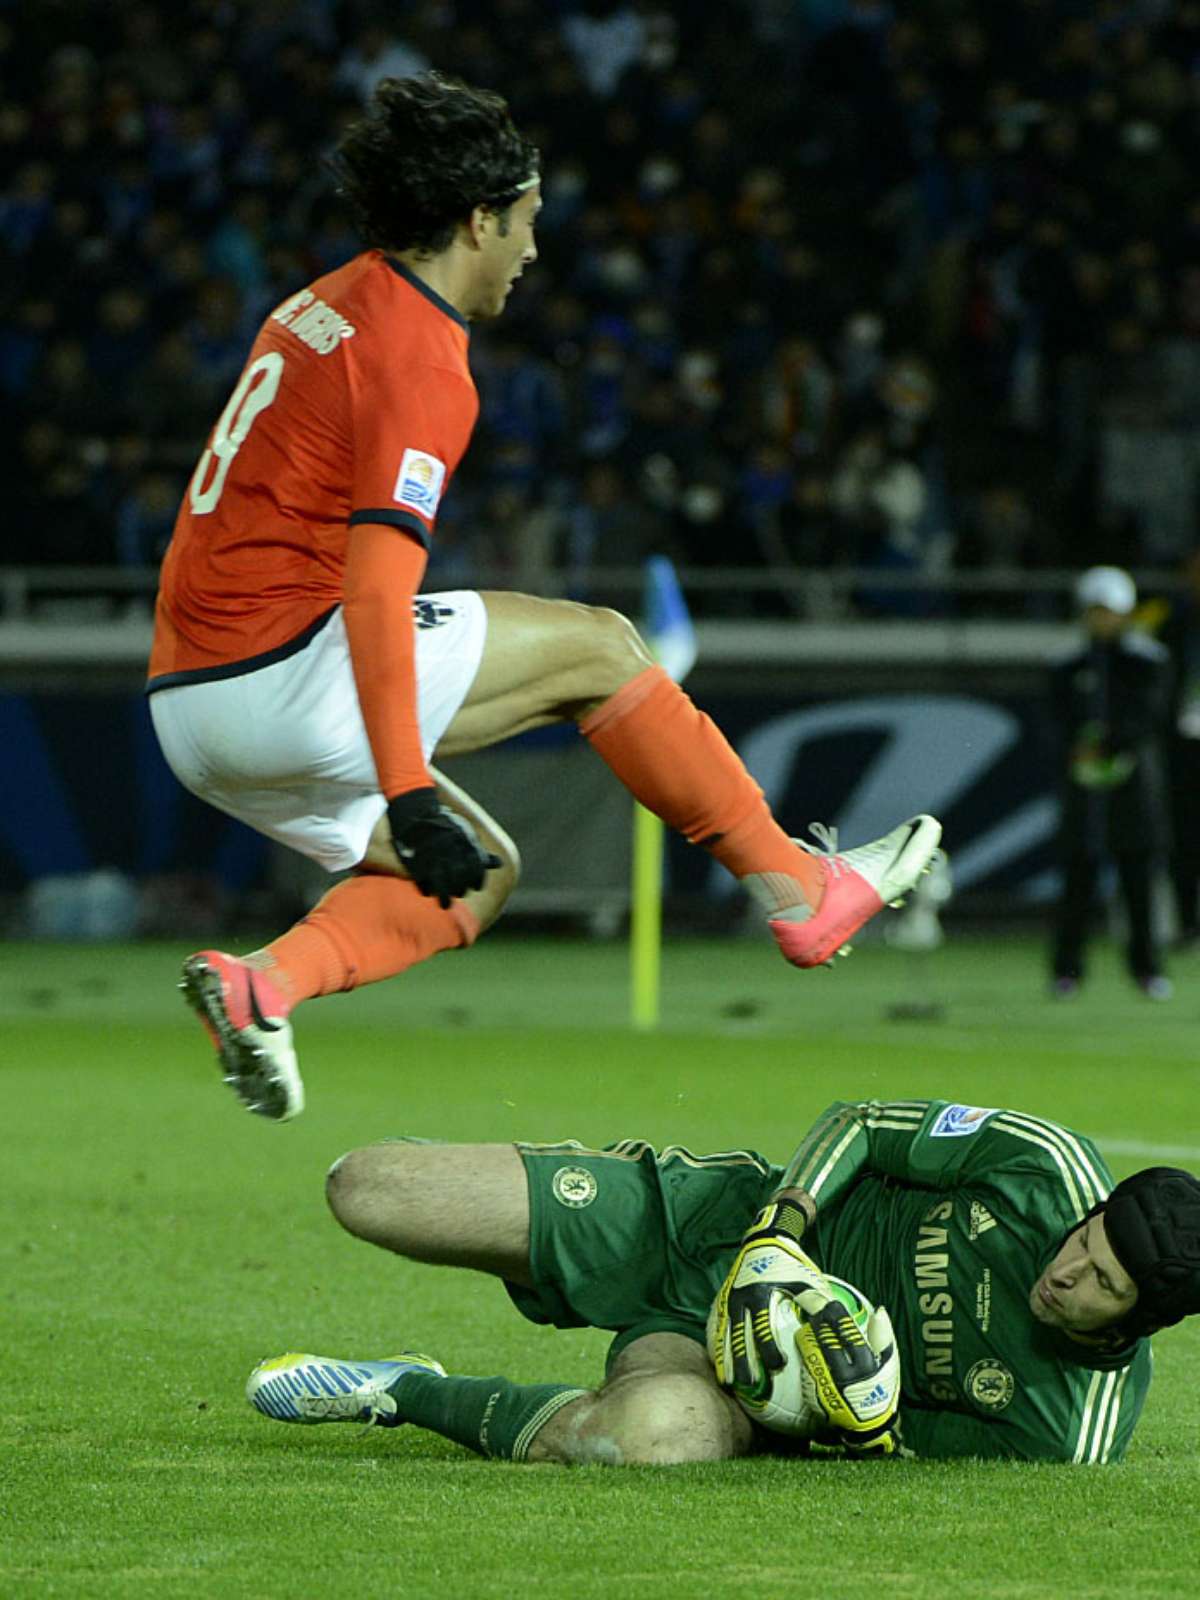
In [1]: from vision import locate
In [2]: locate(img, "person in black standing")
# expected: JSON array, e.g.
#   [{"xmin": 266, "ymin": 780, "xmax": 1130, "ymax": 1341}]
[{"xmin": 1049, "ymin": 566, "xmax": 1173, "ymax": 1000}]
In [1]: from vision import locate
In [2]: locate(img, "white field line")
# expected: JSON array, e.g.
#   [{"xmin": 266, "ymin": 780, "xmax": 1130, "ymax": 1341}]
[{"xmin": 1100, "ymin": 1138, "xmax": 1200, "ymax": 1162}]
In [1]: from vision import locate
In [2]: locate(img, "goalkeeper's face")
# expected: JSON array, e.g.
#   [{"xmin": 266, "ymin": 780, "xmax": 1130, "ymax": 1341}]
[{"xmin": 1029, "ymin": 1215, "xmax": 1138, "ymax": 1338}]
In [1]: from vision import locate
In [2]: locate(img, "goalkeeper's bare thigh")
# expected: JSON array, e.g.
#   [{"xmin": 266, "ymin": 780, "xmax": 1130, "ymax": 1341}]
[
  {"xmin": 326, "ymin": 1136, "xmax": 780, "ymax": 1338},
  {"xmin": 325, "ymin": 1140, "xmax": 535, "ymax": 1285},
  {"xmin": 526, "ymin": 1332, "xmax": 754, "ymax": 1466}
]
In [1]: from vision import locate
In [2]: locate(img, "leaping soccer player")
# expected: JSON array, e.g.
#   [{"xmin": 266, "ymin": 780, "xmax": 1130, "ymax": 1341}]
[{"xmin": 146, "ymin": 72, "xmax": 941, "ymax": 1121}]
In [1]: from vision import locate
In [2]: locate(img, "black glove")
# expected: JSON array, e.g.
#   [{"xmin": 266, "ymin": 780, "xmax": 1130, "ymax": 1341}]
[{"xmin": 387, "ymin": 788, "xmax": 501, "ymax": 908}]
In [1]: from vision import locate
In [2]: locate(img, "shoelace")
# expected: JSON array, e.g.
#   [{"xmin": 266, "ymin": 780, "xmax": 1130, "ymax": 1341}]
[
  {"xmin": 802, "ymin": 820, "xmax": 849, "ymax": 880},
  {"xmin": 295, "ymin": 1386, "xmax": 397, "ymax": 1427},
  {"xmin": 807, "ymin": 821, "xmax": 840, "ymax": 855},
  {"xmin": 356, "ymin": 1403, "xmax": 394, "ymax": 1436}
]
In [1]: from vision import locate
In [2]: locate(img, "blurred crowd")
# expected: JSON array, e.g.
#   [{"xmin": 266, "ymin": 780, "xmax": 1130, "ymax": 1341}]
[{"xmin": 5, "ymin": 0, "xmax": 1200, "ymax": 617}]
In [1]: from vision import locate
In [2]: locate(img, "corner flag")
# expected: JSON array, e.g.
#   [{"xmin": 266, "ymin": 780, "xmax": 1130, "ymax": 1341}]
[{"xmin": 643, "ymin": 554, "xmax": 697, "ymax": 684}]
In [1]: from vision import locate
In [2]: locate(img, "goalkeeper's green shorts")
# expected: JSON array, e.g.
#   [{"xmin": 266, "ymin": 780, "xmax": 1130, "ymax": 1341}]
[{"xmin": 507, "ymin": 1139, "xmax": 782, "ymax": 1369}]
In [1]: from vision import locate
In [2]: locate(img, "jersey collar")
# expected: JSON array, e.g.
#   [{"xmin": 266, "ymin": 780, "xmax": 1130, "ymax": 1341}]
[
  {"xmin": 383, "ymin": 256, "xmax": 470, "ymax": 332},
  {"xmin": 1038, "ymin": 1321, "xmax": 1142, "ymax": 1371}
]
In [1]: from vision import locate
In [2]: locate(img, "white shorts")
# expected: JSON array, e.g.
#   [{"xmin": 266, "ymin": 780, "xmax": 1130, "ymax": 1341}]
[{"xmin": 150, "ymin": 592, "xmax": 488, "ymax": 872}]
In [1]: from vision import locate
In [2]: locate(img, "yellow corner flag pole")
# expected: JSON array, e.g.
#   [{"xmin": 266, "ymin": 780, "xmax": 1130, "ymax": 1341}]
[
  {"xmin": 630, "ymin": 558, "xmax": 697, "ymax": 1031},
  {"xmin": 630, "ymin": 802, "xmax": 664, "ymax": 1030}
]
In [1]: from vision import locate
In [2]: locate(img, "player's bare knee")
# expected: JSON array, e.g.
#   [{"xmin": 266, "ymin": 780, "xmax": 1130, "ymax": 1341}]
[
  {"xmin": 538, "ymin": 600, "xmax": 648, "ymax": 689},
  {"xmin": 536, "ymin": 1371, "xmax": 746, "ymax": 1466},
  {"xmin": 612, "ymin": 1372, "xmax": 745, "ymax": 1464},
  {"xmin": 325, "ymin": 1142, "xmax": 411, "ymax": 1244},
  {"xmin": 585, "ymin": 605, "xmax": 655, "ymax": 686},
  {"xmin": 544, "ymin": 604, "xmax": 655, "ymax": 718},
  {"xmin": 324, "ymin": 1146, "xmax": 370, "ymax": 1234}
]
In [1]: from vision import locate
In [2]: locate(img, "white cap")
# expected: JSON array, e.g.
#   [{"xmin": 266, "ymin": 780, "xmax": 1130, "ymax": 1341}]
[{"xmin": 1076, "ymin": 565, "xmax": 1136, "ymax": 615}]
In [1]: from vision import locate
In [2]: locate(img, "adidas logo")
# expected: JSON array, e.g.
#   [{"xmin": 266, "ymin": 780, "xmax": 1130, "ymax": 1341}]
[{"xmin": 968, "ymin": 1201, "xmax": 997, "ymax": 1241}]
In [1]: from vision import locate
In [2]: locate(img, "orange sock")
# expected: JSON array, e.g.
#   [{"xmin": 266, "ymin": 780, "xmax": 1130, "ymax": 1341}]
[
  {"xmin": 579, "ymin": 666, "xmax": 823, "ymax": 912},
  {"xmin": 247, "ymin": 872, "xmax": 479, "ymax": 1004}
]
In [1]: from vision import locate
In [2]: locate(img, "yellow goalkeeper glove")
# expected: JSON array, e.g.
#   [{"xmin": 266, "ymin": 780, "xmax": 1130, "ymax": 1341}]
[
  {"xmin": 796, "ymin": 1298, "xmax": 901, "ymax": 1455},
  {"xmin": 711, "ymin": 1195, "xmax": 825, "ymax": 1398}
]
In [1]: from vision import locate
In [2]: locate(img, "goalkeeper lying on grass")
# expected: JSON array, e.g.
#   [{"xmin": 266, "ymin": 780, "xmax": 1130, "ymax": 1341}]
[{"xmin": 245, "ymin": 1099, "xmax": 1200, "ymax": 1464}]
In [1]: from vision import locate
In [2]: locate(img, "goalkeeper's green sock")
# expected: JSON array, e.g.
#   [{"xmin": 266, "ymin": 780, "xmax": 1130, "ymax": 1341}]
[{"xmin": 388, "ymin": 1370, "xmax": 588, "ymax": 1461}]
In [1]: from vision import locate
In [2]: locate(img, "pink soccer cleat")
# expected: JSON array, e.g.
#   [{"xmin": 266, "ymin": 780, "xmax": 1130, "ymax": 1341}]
[
  {"xmin": 769, "ymin": 815, "xmax": 943, "ymax": 969},
  {"xmin": 179, "ymin": 950, "xmax": 303, "ymax": 1121}
]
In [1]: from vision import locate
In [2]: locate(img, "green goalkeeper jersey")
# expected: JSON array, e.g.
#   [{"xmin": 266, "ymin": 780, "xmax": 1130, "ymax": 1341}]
[{"xmin": 782, "ymin": 1099, "xmax": 1152, "ymax": 1463}]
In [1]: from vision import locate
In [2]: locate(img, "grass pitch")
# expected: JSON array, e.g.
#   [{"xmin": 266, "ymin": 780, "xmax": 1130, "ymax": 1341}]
[{"xmin": 2, "ymin": 931, "xmax": 1198, "ymax": 1599}]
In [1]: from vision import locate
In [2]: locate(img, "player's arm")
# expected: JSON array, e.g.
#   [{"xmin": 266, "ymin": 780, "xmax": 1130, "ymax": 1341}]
[
  {"xmin": 343, "ymin": 525, "xmax": 497, "ymax": 904},
  {"xmin": 343, "ymin": 523, "xmax": 429, "ymax": 799},
  {"xmin": 760, "ymin": 1099, "xmax": 921, "ymax": 1223},
  {"xmin": 771, "ymin": 1098, "xmax": 1109, "ymax": 1216},
  {"xmin": 800, "ymin": 1334, "xmax": 1142, "ymax": 1465},
  {"xmin": 896, "ymin": 1400, "xmax": 1127, "ymax": 1463},
  {"xmin": 709, "ymin": 1169, "xmax": 826, "ymax": 1395},
  {"xmin": 796, "ymin": 1299, "xmax": 903, "ymax": 1456},
  {"xmin": 709, "ymin": 1189, "xmax": 822, "ymax": 1391},
  {"xmin": 887, "ymin": 1407, "xmax": 1025, "ymax": 1460},
  {"xmin": 710, "ymin": 1187, "xmax": 902, "ymax": 1456},
  {"xmin": 717, "ymin": 1096, "xmax": 1106, "ymax": 1449},
  {"xmin": 343, "ymin": 347, "xmax": 495, "ymax": 905}
]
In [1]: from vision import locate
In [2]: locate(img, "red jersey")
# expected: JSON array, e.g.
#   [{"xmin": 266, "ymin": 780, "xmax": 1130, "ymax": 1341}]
[{"xmin": 147, "ymin": 250, "xmax": 479, "ymax": 799}]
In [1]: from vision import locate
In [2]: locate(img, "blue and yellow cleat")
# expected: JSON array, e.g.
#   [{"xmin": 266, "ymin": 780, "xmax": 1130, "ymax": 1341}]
[{"xmin": 246, "ymin": 1351, "xmax": 446, "ymax": 1426}]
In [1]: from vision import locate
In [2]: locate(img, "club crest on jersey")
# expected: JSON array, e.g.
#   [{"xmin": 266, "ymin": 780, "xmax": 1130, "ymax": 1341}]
[
  {"xmin": 930, "ymin": 1103, "xmax": 997, "ymax": 1139},
  {"xmin": 551, "ymin": 1166, "xmax": 598, "ymax": 1208},
  {"xmin": 393, "ymin": 449, "xmax": 446, "ymax": 517},
  {"xmin": 965, "ymin": 1358, "xmax": 1015, "ymax": 1411}
]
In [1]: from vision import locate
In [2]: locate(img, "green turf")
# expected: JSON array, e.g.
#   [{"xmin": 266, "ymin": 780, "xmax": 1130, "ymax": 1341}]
[{"xmin": 3, "ymin": 933, "xmax": 1198, "ymax": 1598}]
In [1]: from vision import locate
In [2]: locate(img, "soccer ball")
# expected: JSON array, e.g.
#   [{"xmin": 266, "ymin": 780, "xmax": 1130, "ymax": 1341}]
[{"xmin": 707, "ymin": 1275, "xmax": 875, "ymax": 1438}]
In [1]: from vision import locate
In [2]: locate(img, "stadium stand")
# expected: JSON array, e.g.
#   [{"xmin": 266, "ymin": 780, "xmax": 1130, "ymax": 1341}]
[{"xmin": 3, "ymin": 0, "xmax": 1199, "ymax": 618}]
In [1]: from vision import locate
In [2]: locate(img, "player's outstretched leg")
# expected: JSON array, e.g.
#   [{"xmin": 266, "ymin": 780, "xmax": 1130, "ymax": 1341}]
[
  {"xmin": 769, "ymin": 815, "xmax": 944, "ymax": 968},
  {"xmin": 576, "ymin": 663, "xmax": 943, "ymax": 967},
  {"xmin": 246, "ymin": 1352, "xmax": 446, "ymax": 1424},
  {"xmin": 244, "ymin": 1333, "xmax": 750, "ymax": 1465},
  {"xmin": 246, "ymin": 1349, "xmax": 588, "ymax": 1457},
  {"xmin": 444, "ymin": 594, "xmax": 944, "ymax": 971}
]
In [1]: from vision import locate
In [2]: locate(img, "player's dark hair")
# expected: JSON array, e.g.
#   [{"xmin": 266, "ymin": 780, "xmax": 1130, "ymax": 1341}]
[
  {"xmin": 1092, "ymin": 1167, "xmax": 1200, "ymax": 1341},
  {"xmin": 330, "ymin": 72, "xmax": 539, "ymax": 255}
]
